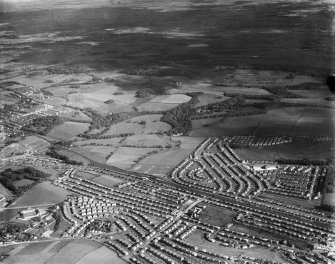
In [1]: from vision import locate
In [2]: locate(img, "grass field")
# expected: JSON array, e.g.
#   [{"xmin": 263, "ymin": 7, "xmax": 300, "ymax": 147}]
[
  {"xmin": 47, "ymin": 122, "xmax": 90, "ymax": 140},
  {"xmin": 103, "ymin": 114, "xmax": 171, "ymax": 136},
  {"xmin": 133, "ymin": 136, "xmax": 205, "ymax": 175},
  {"xmin": 10, "ymin": 182, "xmax": 71, "ymax": 207},
  {"xmin": 196, "ymin": 93, "xmax": 230, "ymax": 107},
  {"xmin": 106, "ymin": 147, "xmax": 160, "ymax": 169},
  {"xmin": 190, "ymin": 107, "xmax": 334, "ymax": 137},
  {"xmin": 235, "ymin": 140, "xmax": 334, "ymax": 161},
  {"xmin": 122, "ymin": 134, "xmax": 169, "ymax": 148},
  {"xmin": 187, "ymin": 230, "xmax": 287, "ymax": 263},
  {"xmin": 91, "ymin": 174, "xmax": 124, "ymax": 187},
  {"xmin": 2, "ymin": 240, "xmax": 124, "ymax": 264},
  {"xmin": 71, "ymin": 146, "xmax": 116, "ymax": 163}
]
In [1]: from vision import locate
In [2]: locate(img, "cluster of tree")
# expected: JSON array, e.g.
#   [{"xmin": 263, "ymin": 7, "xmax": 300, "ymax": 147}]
[
  {"xmin": 161, "ymin": 95, "xmax": 200, "ymax": 135},
  {"xmin": 0, "ymin": 167, "xmax": 49, "ymax": 196},
  {"xmin": 21, "ymin": 116, "xmax": 63, "ymax": 135},
  {"xmin": 276, "ymin": 158, "xmax": 330, "ymax": 166},
  {"xmin": 46, "ymin": 147, "xmax": 83, "ymax": 165},
  {"xmin": 53, "ymin": 212, "xmax": 61, "ymax": 232},
  {"xmin": 46, "ymin": 65, "xmax": 90, "ymax": 74},
  {"xmin": 262, "ymin": 86, "xmax": 301, "ymax": 98},
  {"xmin": 195, "ymin": 96, "xmax": 245, "ymax": 115},
  {"xmin": 0, "ymin": 223, "xmax": 32, "ymax": 243},
  {"xmin": 223, "ymin": 92, "xmax": 276, "ymax": 100}
]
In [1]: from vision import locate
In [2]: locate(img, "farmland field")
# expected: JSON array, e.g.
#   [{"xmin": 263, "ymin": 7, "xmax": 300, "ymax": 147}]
[
  {"xmin": 103, "ymin": 114, "xmax": 171, "ymax": 136},
  {"xmin": 190, "ymin": 107, "xmax": 334, "ymax": 137},
  {"xmin": 2, "ymin": 240, "xmax": 117, "ymax": 264},
  {"xmin": 71, "ymin": 145, "xmax": 116, "ymax": 163},
  {"xmin": 47, "ymin": 122, "xmax": 90, "ymax": 140},
  {"xmin": 10, "ymin": 182, "xmax": 71, "ymax": 207}
]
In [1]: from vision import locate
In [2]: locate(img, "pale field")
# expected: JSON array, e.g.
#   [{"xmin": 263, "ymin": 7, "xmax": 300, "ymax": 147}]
[
  {"xmin": 91, "ymin": 174, "xmax": 124, "ymax": 187},
  {"xmin": 10, "ymin": 181, "xmax": 71, "ymax": 207},
  {"xmin": 75, "ymin": 171, "xmax": 99, "ymax": 180},
  {"xmin": 75, "ymin": 246, "xmax": 127, "ymax": 264},
  {"xmin": 136, "ymin": 102, "xmax": 180, "ymax": 111},
  {"xmin": 221, "ymin": 86, "xmax": 271, "ymax": 95},
  {"xmin": 47, "ymin": 122, "xmax": 90, "ymax": 140},
  {"xmin": 187, "ymin": 230, "xmax": 287, "ymax": 263},
  {"xmin": 133, "ymin": 136, "xmax": 205, "ymax": 175},
  {"xmin": 57, "ymin": 109, "xmax": 92, "ymax": 122},
  {"xmin": 103, "ymin": 114, "xmax": 171, "ymax": 136},
  {"xmin": 122, "ymin": 134, "xmax": 169, "ymax": 147},
  {"xmin": 19, "ymin": 136, "xmax": 50, "ymax": 153},
  {"xmin": 71, "ymin": 145, "xmax": 116, "ymax": 163},
  {"xmin": 3, "ymin": 240, "xmax": 112, "ymax": 264},
  {"xmin": 196, "ymin": 93, "xmax": 230, "ymax": 107},
  {"xmin": 148, "ymin": 94, "xmax": 191, "ymax": 103},
  {"xmin": 106, "ymin": 147, "xmax": 160, "ymax": 169},
  {"xmin": 322, "ymin": 193, "xmax": 335, "ymax": 208},
  {"xmin": 13, "ymin": 179, "xmax": 34, "ymax": 188},
  {"xmin": 74, "ymin": 138, "xmax": 123, "ymax": 147},
  {"xmin": 190, "ymin": 107, "xmax": 334, "ymax": 137}
]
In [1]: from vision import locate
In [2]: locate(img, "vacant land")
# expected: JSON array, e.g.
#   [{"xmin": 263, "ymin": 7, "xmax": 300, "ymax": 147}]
[
  {"xmin": 10, "ymin": 182, "xmax": 71, "ymax": 207},
  {"xmin": 47, "ymin": 122, "xmax": 90, "ymax": 140},
  {"xmin": 106, "ymin": 147, "xmax": 160, "ymax": 169},
  {"xmin": 235, "ymin": 140, "xmax": 334, "ymax": 162},
  {"xmin": 133, "ymin": 136, "xmax": 205, "ymax": 175},
  {"xmin": 91, "ymin": 174, "xmax": 124, "ymax": 187},
  {"xmin": 191, "ymin": 107, "xmax": 334, "ymax": 137},
  {"xmin": 103, "ymin": 114, "xmax": 171, "ymax": 136},
  {"xmin": 2, "ymin": 240, "xmax": 120, "ymax": 264}
]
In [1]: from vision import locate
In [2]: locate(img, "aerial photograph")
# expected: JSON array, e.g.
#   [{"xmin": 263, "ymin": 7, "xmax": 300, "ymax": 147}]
[{"xmin": 0, "ymin": 0, "xmax": 335, "ymax": 263}]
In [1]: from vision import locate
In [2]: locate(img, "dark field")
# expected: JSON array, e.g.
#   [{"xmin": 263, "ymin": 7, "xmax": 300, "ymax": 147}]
[{"xmin": 0, "ymin": 0, "xmax": 333, "ymax": 78}]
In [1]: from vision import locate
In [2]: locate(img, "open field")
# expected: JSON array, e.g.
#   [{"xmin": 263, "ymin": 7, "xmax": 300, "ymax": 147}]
[
  {"xmin": 235, "ymin": 140, "xmax": 334, "ymax": 162},
  {"xmin": 187, "ymin": 230, "xmax": 287, "ymax": 263},
  {"xmin": 71, "ymin": 145, "xmax": 116, "ymax": 163},
  {"xmin": 13, "ymin": 179, "xmax": 34, "ymax": 188},
  {"xmin": 73, "ymin": 138, "xmax": 123, "ymax": 147},
  {"xmin": 91, "ymin": 174, "xmax": 124, "ymax": 187},
  {"xmin": 106, "ymin": 147, "xmax": 160, "ymax": 169},
  {"xmin": 57, "ymin": 149, "xmax": 91, "ymax": 165},
  {"xmin": 10, "ymin": 182, "xmax": 71, "ymax": 207},
  {"xmin": 2, "ymin": 240, "xmax": 123, "ymax": 264},
  {"xmin": 196, "ymin": 93, "xmax": 229, "ymax": 107},
  {"xmin": 122, "ymin": 134, "xmax": 169, "ymax": 148},
  {"xmin": 47, "ymin": 122, "xmax": 90, "ymax": 140},
  {"xmin": 103, "ymin": 114, "xmax": 171, "ymax": 136},
  {"xmin": 132, "ymin": 136, "xmax": 205, "ymax": 175},
  {"xmin": 190, "ymin": 107, "xmax": 334, "ymax": 137}
]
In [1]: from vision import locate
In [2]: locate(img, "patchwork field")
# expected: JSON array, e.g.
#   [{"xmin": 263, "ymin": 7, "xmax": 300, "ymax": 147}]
[
  {"xmin": 2, "ymin": 240, "xmax": 124, "ymax": 264},
  {"xmin": 71, "ymin": 145, "xmax": 116, "ymax": 163},
  {"xmin": 106, "ymin": 147, "xmax": 160, "ymax": 169},
  {"xmin": 235, "ymin": 140, "xmax": 334, "ymax": 162},
  {"xmin": 47, "ymin": 122, "xmax": 90, "ymax": 140},
  {"xmin": 190, "ymin": 107, "xmax": 334, "ymax": 137},
  {"xmin": 132, "ymin": 136, "xmax": 205, "ymax": 175},
  {"xmin": 10, "ymin": 182, "xmax": 71, "ymax": 207},
  {"xmin": 103, "ymin": 114, "xmax": 171, "ymax": 136}
]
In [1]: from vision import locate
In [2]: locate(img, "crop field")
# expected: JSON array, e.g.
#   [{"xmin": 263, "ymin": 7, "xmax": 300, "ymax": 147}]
[
  {"xmin": 91, "ymin": 174, "xmax": 124, "ymax": 187},
  {"xmin": 103, "ymin": 114, "xmax": 171, "ymax": 136},
  {"xmin": 122, "ymin": 134, "xmax": 169, "ymax": 148},
  {"xmin": 106, "ymin": 147, "xmax": 159, "ymax": 169},
  {"xmin": 47, "ymin": 122, "xmax": 90, "ymax": 140},
  {"xmin": 2, "ymin": 240, "xmax": 116, "ymax": 264},
  {"xmin": 57, "ymin": 149, "xmax": 91, "ymax": 165},
  {"xmin": 235, "ymin": 140, "xmax": 333, "ymax": 161},
  {"xmin": 220, "ymin": 86, "xmax": 271, "ymax": 95},
  {"xmin": 74, "ymin": 138, "xmax": 123, "ymax": 147},
  {"xmin": 133, "ymin": 136, "xmax": 205, "ymax": 175},
  {"xmin": 71, "ymin": 145, "xmax": 115, "ymax": 163},
  {"xmin": 136, "ymin": 102, "xmax": 180, "ymax": 111},
  {"xmin": 196, "ymin": 93, "xmax": 229, "ymax": 107},
  {"xmin": 148, "ymin": 94, "xmax": 191, "ymax": 104},
  {"xmin": 13, "ymin": 179, "xmax": 34, "ymax": 188},
  {"xmin": 18, "ymin": 136, "xmax": 50, "ymax": 153},
  {"xmin": 10, "ymin": 182, "xmax": 71, "ymax": 207},
  {"xmin": 191, "ymin": 107, "xmax": 334, "ymax": 137},
  {"xmin": 187, "ymin": 230, "xmax": 287, "ymax": 263}
]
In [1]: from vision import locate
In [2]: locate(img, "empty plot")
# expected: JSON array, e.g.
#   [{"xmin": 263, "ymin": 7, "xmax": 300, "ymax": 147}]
[
  {"xmin": 11, "ymin": 182, "xmax": 71, "ymax": 207},
  {"xmin": 47, "ymin": 122, "xmax": 90, "ymax": 140},
  {"xmin": 91, "ymin": 174, "xmax": 124, "ymax": 187},
  {"xmin": 103, "ymin": 114, "xmax": 171, "ymax": 136},
  {"xmin": 75, "ymin": 246, "xmax": 126, "ymax": 264}
]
